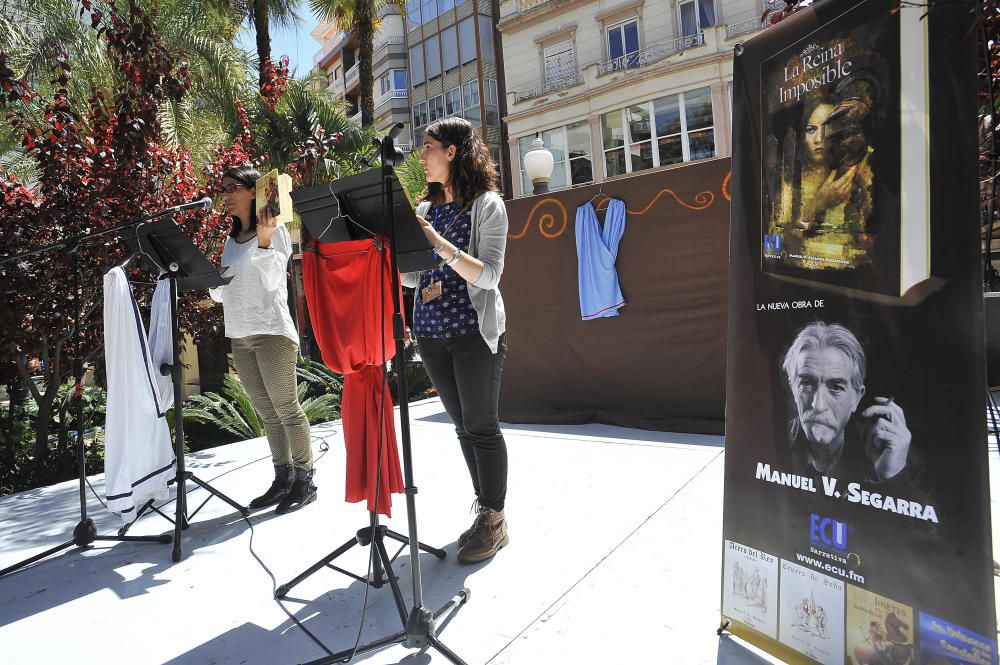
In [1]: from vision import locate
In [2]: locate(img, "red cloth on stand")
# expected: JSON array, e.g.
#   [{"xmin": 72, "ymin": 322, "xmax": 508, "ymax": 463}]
[{"xmin": 302, "ymin": 237, "xmax": 404, "ymax": 516}]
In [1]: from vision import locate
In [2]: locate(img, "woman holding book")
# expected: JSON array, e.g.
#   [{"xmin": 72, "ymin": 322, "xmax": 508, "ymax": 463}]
[
  {"xmin": 210, "ymin": 165, "xmax": 316, "ymax": 514},
  {"xmin": 403, "ymin": 117, "xmax": 510, "ymax": 564}
]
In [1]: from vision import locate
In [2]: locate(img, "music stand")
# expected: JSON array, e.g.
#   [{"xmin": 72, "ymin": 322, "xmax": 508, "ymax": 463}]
[
  {"xmin": 284, "ymin": 165, "xmax": 470, "ymax": 664},
  {"xmin": 132, "ymin": 218, "xmax": 248, "ymax": 562}
]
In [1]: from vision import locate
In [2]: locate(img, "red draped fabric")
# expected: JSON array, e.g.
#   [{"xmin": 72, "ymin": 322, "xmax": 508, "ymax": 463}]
[{"xmin": 302, "ymin": 237, "xmax": 403, "ymax": 516}]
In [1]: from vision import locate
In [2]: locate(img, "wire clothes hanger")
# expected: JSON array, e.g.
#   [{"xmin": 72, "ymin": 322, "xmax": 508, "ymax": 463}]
[{"xmin": 308, "ymin": 185, "xmax": 383, "ymax": 254}]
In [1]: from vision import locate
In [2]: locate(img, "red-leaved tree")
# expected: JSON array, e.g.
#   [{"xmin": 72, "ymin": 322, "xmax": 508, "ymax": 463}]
[{"xmin": 0, "ymin": 0, "xmax": 228, "ymax": 479}]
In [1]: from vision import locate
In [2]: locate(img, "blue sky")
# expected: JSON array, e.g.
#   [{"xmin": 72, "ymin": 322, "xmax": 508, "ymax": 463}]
[{"xmin": 236, "ymin": 3, "xmax": 323, "ymax": 79}]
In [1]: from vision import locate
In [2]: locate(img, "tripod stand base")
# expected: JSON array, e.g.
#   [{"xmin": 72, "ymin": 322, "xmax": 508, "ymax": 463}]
[
  {"xmin": 301, "ymin": 590, "xmax": 471, "ymax": 665},
  {"xmin": 0, "ymin": 518, "xmax": 171, "ymax": 578}
]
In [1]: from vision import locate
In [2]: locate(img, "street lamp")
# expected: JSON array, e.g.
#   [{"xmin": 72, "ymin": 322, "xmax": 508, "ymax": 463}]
[{"xmin": 523, "ymin": 133, "xmax": 555, "ymax": 195}]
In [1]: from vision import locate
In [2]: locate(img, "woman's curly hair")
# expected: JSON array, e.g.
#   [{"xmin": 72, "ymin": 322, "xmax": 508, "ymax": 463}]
[{"xmin": 423, "ymin": 117, "xmax": 498, "ymax": 206}]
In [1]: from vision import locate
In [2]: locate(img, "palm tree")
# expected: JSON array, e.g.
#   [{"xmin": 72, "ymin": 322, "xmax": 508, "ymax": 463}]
[
  {"xmin": 309, "ymin": 0, "xmax": 405, "ymax": 127},
  {"xmin": 212, "ymin": 0, "xmax": 300, "ymax": 90}
]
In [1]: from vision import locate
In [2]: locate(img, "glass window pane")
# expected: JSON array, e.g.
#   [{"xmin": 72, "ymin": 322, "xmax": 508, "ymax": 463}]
[
  {"xmin": 679, "ymin": 1, "xmax": 697, "ymax": 36},
  {"xmin": 604, "ymin": 148, "xmax": 626, "ymax": 178},
  {"xmin": 544, "ymin": 41, "xmax": 575, "ymax": 83},
  {"xmin": 406, "ymin": 0, "xmax": 421, "ymax": 28},
  {"xmin": 394, "ymin": 70, "xmax": 407, "ymax": 90},
  {"xmin": 446, "ymin": 88, "xmax": 461, "ymax": 115},
  {"xmin": 438, "ymin": 0, "xmax": 454, "ymax": 13},
  {"xmin": 687, "ymin": 128, "xmax": 715, "ymax": 160},
  {"xmin": 658, "ymin": 135, "xmax": 683, "ymax": 166},
  {"xmin": 409, "ymin": 45, "xmax": 425, "ymax": 86},
  {"xmin": 653, "ymin": 94, "xmax": 681, "ymax": 137},
  {"xmin": 566, "ymin": 121, "xmax": 590, "ymax": 158},
  {"xmin": 684, "ymin": 87, "xmax": 714, "ymax": 130},
  {"xmin": 486, "ymin": 107, "xmax": 500, "ymax": 126},
  {"xmin": 607, "ymin": 27, "xmax": 624, "ymax": 60},
  {"xmin": 542, "ymin": 128, "xmax": 567, "ymax": 162},
  {"xmin": 425, "ymin": 35, "xmax": 441, "ymax": 80},
  {"xmin": 478, "ymin": 16, "xmax": 495, "ymax": 64},
  {"xmin": 518, "ymin": 135, "xmax": 536, "ymax": 163},
  {"xmin": 630, "ymin": 141, "xmax": 653, "ymax": 171},
  {"xmin": 421, "ymin": 0, "xmax": 437, "ymax": 22},
  {"xmin": 570, "ymin": 157, "xmax": 593, "ymax": 184},
  {"xmin": 459, "ymin": 18, "xmax": 477, "ymax": 64},
  {"xmin": 699, "ymin": 0, "xmax": 716, "ymax": 28},
  {"xmin": 627, "ymin": 104, "xmax": 651, "ymax": 143},
  {"xmin": 441, "ymin": 26, "xmax": 458, "ymax": 72},
  {"xmin": 601, "ymin": 111, "xmax": 625, "ymax": 150},
  {"xmin": 549, "ymin": 161, "xmax": 569, "ymax": 190},
  {"xmin": 522, "ymin": 171, "xmax": 535, "ymax": 195},
  {"xmin": 624, "ymin": 21, "xmax": 639, "ymax": 53}
]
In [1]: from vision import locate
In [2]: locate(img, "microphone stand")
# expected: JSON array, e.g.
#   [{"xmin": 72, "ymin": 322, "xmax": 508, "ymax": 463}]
[{"xmin": 0, "ymin": 207, "xmax": 195, "ymax": 578}]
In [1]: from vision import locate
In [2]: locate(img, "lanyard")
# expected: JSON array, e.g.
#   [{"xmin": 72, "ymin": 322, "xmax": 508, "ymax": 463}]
[{"xmin": 433, "ymin": 202, "xmax": 469, "ymax": 242}]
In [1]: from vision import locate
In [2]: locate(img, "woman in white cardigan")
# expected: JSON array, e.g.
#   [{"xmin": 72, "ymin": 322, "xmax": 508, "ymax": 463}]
[
  {"xmin": 211, "ymin": 165, "xmax": 315, "ymax": 514},
  {"xmin": 403, "ymin": 117, "xmax": 510, "ymax": 564}
]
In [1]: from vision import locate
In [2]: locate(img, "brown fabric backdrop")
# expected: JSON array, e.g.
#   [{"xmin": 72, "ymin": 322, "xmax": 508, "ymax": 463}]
[{"xmin": 499, "ymin": 157, "xmax": 731, "ymax": 434}]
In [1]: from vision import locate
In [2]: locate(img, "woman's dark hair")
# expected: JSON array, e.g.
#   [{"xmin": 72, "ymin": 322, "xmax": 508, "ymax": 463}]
[
  {"xmin": 222, "ymin": 165, "xmax": 262, "ymax": 238},
  {"xmin": 423, "ymin": 117, "xmax": 497, "ymax": 205}
]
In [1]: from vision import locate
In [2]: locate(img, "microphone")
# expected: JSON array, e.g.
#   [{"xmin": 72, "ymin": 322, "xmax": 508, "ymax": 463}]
[{"xmin": 166, "ymin": 197, "xmax": 214, "ymax": 213}]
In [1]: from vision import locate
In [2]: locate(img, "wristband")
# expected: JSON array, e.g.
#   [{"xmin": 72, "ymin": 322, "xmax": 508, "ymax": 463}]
[{"xmin": 447, "ymin": 249, "xmax": 463, "ymax": 267}]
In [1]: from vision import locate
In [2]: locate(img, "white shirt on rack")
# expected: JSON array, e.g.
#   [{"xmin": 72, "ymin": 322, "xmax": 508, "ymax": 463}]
[{"xmin": 209, "ymin": 224, "xmax": 299, "ymax": 344}]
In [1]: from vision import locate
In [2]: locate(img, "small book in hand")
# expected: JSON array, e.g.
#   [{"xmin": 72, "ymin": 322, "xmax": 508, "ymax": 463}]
[{"xmin": 255, "ymin": 169, "xmax": 294, "ymax": 225}]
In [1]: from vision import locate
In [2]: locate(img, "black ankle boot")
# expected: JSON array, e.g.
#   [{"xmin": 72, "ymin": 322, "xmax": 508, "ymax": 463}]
[
  {"xmin": 249, "ymin": 464, "xmax": 294, "ymax": 509},
  {"xmin": 276, "ymin": 467, "xmax": 317, "ymax": 514}
]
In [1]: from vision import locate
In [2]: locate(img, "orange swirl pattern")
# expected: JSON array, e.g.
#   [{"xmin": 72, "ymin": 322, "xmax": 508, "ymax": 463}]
[
  {"xmin": 594, "ymin": 187, "xmax": 715, "ymax": 215},
  {"xmin": 722, "ymin": 171, "xmax": 732, "ymax": 202},
  {"xmin": 507, "ymin": 198, "xmax": 568, "ymax": 240}
]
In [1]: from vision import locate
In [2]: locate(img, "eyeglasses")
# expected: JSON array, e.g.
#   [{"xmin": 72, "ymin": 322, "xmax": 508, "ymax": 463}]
[{"xmin": 220, "ymin": 183, "xmax": 247, "ymax": 194}]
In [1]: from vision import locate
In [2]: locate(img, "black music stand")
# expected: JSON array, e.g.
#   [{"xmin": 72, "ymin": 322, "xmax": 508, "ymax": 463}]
[
  {"xmin": 130, "ymin": 218, "xmax": 248, "ymax": 562},
  {"xmin": 284, "ymin": 163, "xmax": 471, "ymax": 664}
]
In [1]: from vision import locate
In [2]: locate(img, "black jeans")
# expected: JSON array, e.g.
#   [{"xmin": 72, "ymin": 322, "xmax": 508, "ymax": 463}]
[{"xmin": 417, "ymin": 333, "xmax": 507, "ymax": 511}]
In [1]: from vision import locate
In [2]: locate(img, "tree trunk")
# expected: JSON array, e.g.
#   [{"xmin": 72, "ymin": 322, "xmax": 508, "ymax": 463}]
[
  {"xmin": 358, "ymin": 2, "xmax": 375, "ymax": 127},
  {"xmin": 253, "ymin": 0, "xmax": 273, "ymax": 91}
]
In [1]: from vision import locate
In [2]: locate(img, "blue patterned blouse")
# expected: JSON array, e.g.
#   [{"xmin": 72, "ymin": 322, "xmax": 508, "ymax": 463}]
[{"xmin": 413, "ymin": 201, "xmax": 479, "ymax": 338}]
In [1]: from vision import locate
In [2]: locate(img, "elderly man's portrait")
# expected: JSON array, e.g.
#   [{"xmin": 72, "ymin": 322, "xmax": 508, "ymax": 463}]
[{"xmin": 781, "ymin": 321, "xmax": 912, "ymax": 482}]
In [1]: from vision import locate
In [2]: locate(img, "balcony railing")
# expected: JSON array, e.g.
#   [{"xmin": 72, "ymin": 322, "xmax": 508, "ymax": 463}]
[
  {"xmin": 328, "ymin": 79, "xmax": 345, "ymax": 97},
  {"xmin": 374, "ymin": 35, "xmax": 406, "ymax": 60},
  {"xmin": 597, "ymin": 33, "xmax": 705, "ymax": 76},
  {"xmin": 375, "ymin": 89, "xmax": 409, "ymax": 109},
  {"xmin": 345, "ymin": 63, "xmax": 360, "ymax": 90},
  {"xmin": 725, "ymin": 16, "xmax": 767, "ymax": 39},
  {"xmin": 514, "ymin": 73, "xmax": 584, "ymax": 104}
]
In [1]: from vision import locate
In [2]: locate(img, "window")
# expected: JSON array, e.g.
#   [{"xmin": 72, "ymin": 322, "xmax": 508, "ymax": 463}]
[
  {"xmin": 421, "ymin": 0, "xmax": 437, "ymax": 23},
  {"xmin": 425, "ymin": 34, "xmax": 442, "ymax": 80},
  {"xmin": 445, "ymin": 87, "xmax": 462, "ymax": 116},
  {"xmin": 462, "ymin": 80, "xmax": 480, "ymax": 126},
  {"xmin": 678, "ymin": 0, "xmax": 716, "ymax": 37},
  {"xmin": 478, "ymin": 16, "xmax": 495, "ymax": 64},
  {"xmin": 438, "ymin": 0, "xmax": 454, "ymax": 13},
  {"xmin": 441, "ymin": 26, "xmax": 458, "ymax": 72},
  {"xmin": 518, "ymin": 120, "xmax": 593, "ymax": 193},
  {"xmin": 409, "ymin": 44, "xmax": 425, "ymax": 87},
  {"xmin": 485, "ymin": 78, "xmax": 499, "ymax": 126},
  {"xmin": 429, "ymin": 95, "xmax": 444, "ymax": 122},
  {"xmin": 406, "ymin": 0, "xmax": 421, "ymax": 28},
  {"xmin": 394, "ymin": 70, "xmax": 407, "ymax": 90},
  {"xmin": 413, "ymin": 101, "xmax": 428, "ymax": 128},
  {"xmin": 601, "ymin": 86, "xmax": 715, "ymax": 177},
  {"xmin": 459, "ymin": 17, "xmax": 477, "ymax": 64},
  {"xmin": 543, "ymin": 40, "xmax": 575, "ymax": 84},
  {"xmin": 606, "ymin": 19, "xmax": 640, "ymax": 70}
]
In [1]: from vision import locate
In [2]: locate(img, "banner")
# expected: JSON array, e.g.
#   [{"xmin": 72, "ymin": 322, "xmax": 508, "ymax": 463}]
[{"xmin": 722, "ymin": 0, "xmax": 997, "ymax": 664}]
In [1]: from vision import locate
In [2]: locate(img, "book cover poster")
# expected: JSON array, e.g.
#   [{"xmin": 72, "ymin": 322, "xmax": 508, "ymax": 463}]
[
  {"xmin": 918, "ymin": 613, "xmax": 998, "ymax": 665},
  {"xmin": 778, "ymin": 559, "xmax": 845, "ymax": 665},
  {"xmin": 760, "ymin": 0, "xmax": 908, "ymax": 296},
  {"xmin": 722, "ymin": 540, "xmax": 779, "ymax": 638},
  {"xmin": 846, "ymin": 586, "xmax": 914, "ymax": 665}
]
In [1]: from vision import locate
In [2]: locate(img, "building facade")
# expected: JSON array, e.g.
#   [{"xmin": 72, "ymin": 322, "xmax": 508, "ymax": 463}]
[
  {"xmin": 499, "ymin": 0, "xmax": 770, "ymax": 197},
  {"xmin": 311, "ymin": 12, "xmax": 414, "ymax": 150},
  {"xmin": 403, "ymin": 0, "xmax": 508, "ymax": 182}
]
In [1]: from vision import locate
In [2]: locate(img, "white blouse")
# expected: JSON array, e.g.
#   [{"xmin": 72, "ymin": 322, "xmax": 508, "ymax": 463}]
[{"xmin": 209, "ymin": 225, "xmax": 299, "ymax": 345}]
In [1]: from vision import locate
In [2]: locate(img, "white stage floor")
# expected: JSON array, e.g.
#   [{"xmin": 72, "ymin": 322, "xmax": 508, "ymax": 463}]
[{"xmin": 0, "ymin": 398, "xmax": 996, "ymax": 664}]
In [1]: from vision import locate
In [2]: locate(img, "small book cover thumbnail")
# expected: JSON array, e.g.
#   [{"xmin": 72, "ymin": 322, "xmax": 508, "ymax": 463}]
[
  {"xmin": 846, "ymin": 585, "xmax": 914, "ymax": 665},
  {"xmin": 255, "ymin": 169, "xmax": 294, "ymax": 225},
  {"xmin": 722, "ymin": 540, "xmax": 780, "ymax": 639}
]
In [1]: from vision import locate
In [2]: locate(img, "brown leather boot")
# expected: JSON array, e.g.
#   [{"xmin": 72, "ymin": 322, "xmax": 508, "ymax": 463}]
[
  {"xmin": 457, "ymin": 508, "xmax": 508, "ymax": 563},
  {"xmin": 458, "ymin": 499, "xmax": 485, "ymax": 547}
]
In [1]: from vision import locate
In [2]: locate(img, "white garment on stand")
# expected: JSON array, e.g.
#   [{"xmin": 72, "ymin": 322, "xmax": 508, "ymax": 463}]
[
  {"xmin": 103, "ymin": 267, "xmax": 176, "ymax": 524},
  {"xmin": 148, "ymin": 276, "xmax": 174, "ymax": 410}
]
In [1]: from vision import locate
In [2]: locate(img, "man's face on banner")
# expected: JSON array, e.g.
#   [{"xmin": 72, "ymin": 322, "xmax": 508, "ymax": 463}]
[{"xmin": 790, "ymin": 346, "xmax": 865, "ymax": 448}]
